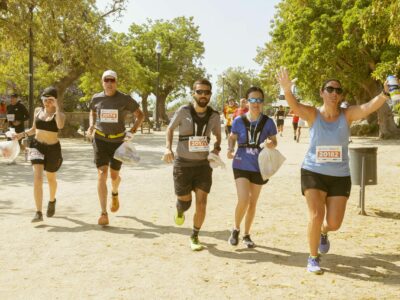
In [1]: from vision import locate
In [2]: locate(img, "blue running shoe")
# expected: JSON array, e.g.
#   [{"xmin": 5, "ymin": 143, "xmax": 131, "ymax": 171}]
[
  {"xmin": 307, "ymin": 256, "xmax": 323, "ymax": 275},
  {"xmin": 319, "ymin": 233, "xmax": 330, "ymax": 254}
]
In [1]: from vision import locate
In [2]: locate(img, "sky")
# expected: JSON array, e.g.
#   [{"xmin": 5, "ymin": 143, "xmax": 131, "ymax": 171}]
[{"xmin": 97, "ymin": 0, "xmax": 281, "ymax": 85}]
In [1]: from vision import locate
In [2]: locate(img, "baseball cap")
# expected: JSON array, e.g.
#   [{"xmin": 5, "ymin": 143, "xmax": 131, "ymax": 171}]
[
  {"xmin": 102, "ymin": 70, "xmax": 117, "ymax": 80},
  {"xmin": 41, "ymin": 87, "xmax": 58, "ymax": 98}
]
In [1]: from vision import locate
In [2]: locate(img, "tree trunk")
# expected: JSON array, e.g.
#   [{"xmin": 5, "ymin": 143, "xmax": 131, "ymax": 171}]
[
  {"xmin": 140, "ymin": 93, "xmax": 150, "ymax": 122},
  {"xmin": 158, "ymin": 93, "xmax": 168, "ymax": 123},
  {"xmin": 377, "ymin": 102, "xmax": 400, "ymax": 139},
  {"xmin": 54, "ymin": 69, "xmax": 83, "ymax": 110}
]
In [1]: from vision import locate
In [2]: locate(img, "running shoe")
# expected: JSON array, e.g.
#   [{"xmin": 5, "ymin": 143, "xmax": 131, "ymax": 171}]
[
  {"xmin": 98, "ymin": 212, "xmax": 109, "ymax": 226},
  {"xmin": 31, "ymin": 211, "xmax": 43, "ymax": 223},
  {"xmin": 294, "ymin": 135, "xmax": 296, "ymax": 140},
  {"xmin": 190, "ymin": 236, "xmax": 204, "ymax": 251},
  {"xmin": 110, "ymin": 193, "xmax": 119, "ymax": 213},
  {"xmin": 242, "ymin": 235, "xmax": 256, "ymax": 248},
  {"xmin": 228, "ymin": 229, "xmax": 240, "ymax": 246},
  {"xmin": 46, "ymin": 199, "xmax": 56, "ymax": 217},
  {"xmin": 319, "ymin": 233, "xmax": 330, "ymax": 254},
  {"xmin": 174, "ymin": 212, "xmax": 185, "ymax": 226},
  {"xmin": 307, "ymin": 256, "xmax": 323, "ymax": 275}
]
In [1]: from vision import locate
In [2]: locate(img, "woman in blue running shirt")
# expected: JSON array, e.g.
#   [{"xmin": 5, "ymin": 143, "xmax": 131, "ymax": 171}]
[
  {"xmin": 227, "ymin": 87, "xmax": 277, "ymax": 248},
  {"xmin": 277, "ymin": 67, "xmax": 390, "ymax": 275}
]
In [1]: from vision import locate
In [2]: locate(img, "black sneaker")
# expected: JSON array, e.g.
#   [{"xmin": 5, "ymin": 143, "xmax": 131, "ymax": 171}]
[
  {"xmin": 46, "ymin": 199, "xmax": 56, "ymax": 217},
  {"xmin": 229, "ymin": 229, "xmax": 240, "ymax": 246},
  {"xmin": 31, "ymin": 211, "xmax": 43, "ymax": 223},
  {"xmin": 242, "ymin": 235, "xmax": 255, "ymax": 248}
]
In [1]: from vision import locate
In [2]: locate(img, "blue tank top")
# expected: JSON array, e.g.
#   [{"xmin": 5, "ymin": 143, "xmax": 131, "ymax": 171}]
[{"xmin": 302, "ymin": 110, "xmax": 350, "ymax": 176}]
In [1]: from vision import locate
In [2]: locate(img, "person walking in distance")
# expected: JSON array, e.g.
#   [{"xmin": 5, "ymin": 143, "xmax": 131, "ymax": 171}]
[
  {"xmin": 163, "ymin": 78, "xmax": 221, "ymax": 251},
  {"xmin": 88, "ymin": 70, "xmax": 144, "ymax": 226},
  {"xmin": 275, "ymin": 105, "xmax": 285, "ymax": 137}
]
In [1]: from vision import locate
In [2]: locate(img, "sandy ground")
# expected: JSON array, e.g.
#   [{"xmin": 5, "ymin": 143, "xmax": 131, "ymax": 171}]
[{"xmin": 0, "ymin": 121, "xmax": 399, "ymax": 300}]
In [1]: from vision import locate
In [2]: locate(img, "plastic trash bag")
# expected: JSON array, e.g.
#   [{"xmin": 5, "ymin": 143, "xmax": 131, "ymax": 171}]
[
  {"xmin": 258, "ymin": 147, "xmax": 286, "ymax": 180},
  {"xmin": 113, "ymin": 142, "xmax": 140, "ymax": 165},
  {"xmin": 0, "ymin": 140, "xmax": 20, "ymax": 162},
  {"xmin": 208, "ymin": 153, "xmax": 225, "ymax": 169}
]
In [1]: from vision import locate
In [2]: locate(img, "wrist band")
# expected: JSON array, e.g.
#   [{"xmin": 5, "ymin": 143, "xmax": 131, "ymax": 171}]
[{"xmin": 382, "ymin": 90, "xmax": 390, "ymax": 97}]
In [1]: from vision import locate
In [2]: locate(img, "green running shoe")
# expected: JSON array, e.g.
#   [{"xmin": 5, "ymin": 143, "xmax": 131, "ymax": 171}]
[
  {"xmin": 190, "ymin": 236, "xmax": 204, "ymax": 251},
  {"xmin": 174, "ymin": 212, "xmax": 185, "ymax": 226}
]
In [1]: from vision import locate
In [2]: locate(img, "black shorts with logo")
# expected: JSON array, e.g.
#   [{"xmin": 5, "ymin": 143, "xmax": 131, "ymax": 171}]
[
  {"xmin": 233, "ymin": 168, "xmax": 269, "ymax": 185},
  {"xmin": 30, "ymin": 139, "xmax": 63, "ymax": 172},
  {"xmin": 93, "ymin": 137, "xmax": 123, "ymax": 170},
  {"xmin": 301, "ymin": 168, "xmax": 351, "ymax": 197},
  {"xmin": 173, "ymin": 164, "xmax": 213, "ymax": 196}
]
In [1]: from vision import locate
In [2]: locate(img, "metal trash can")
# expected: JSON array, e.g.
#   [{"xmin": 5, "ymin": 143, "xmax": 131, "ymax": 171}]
[{"xmin": 349, "ymin": 146, "xmax": 377, "ymax": 186}]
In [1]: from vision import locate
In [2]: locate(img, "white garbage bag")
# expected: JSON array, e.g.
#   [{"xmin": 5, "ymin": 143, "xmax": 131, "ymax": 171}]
[
  {"xmin": 113, "ymin": 142, "xmax": 140, "ymax": 165},
  {"xmin": 258, "ymin": 147, "xmax": 286, "ymax": 180},
  {"xmin": 207, "ymin": 153, "xmax": 225, "ymax": 169},
  {"xmin": 0, "ymin": 140, "xmax": 20, "ymax": 162}
]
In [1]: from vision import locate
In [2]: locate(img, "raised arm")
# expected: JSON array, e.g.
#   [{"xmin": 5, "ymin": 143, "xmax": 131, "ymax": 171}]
[
  {"xmin": 345, "ymin": 81, "xmax": 390, "ymax": 123},
  {"xmin": 276, "ymin": 67, "xmax": 317, "ymax": 125}
]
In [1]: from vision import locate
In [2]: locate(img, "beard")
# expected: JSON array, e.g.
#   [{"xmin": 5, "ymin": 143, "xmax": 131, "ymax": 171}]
[{"xmin": 194, "ymin": 97, "xmax": 209, "ymax": 108}]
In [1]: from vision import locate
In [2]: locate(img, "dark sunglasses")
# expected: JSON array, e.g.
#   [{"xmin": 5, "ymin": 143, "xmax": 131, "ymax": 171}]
[
  {"xmin": 195, "ymin": 89, "xmax": 211, "ymax": 96},
  {"xmin": 248, "ymin": 98, "xmax": 264, "ymax": 103},
  {"xmin": 103, "ymin": 78, "xmax": 116, "ymax": 83},
  {"xmin": 324, "ymin": 86, "xmax": 343, "ymax": 94}
]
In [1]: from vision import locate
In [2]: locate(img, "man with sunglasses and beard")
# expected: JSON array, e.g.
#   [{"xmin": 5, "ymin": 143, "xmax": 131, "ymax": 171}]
[
  {"xmin": 88, "ymin": 70, "xmax": 144, "ymax": 226},
  {"xmin": 277, "ymin": 67, "xmax": 390, "ymax": 275},
  {"xmin": 163, "ymin": 78, "xmax": 221, "ymax": 251}
]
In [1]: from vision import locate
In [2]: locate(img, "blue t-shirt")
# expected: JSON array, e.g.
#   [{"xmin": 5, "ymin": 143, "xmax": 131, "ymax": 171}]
[{"xmin": 232, "ymin": 115, "xmax": 277, "ymax": 172}]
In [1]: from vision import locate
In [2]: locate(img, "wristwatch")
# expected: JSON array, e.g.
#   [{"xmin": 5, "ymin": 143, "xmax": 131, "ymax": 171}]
[{"xmin": 382, "ymin": 90, "xmax": 390, "ymax": 97}]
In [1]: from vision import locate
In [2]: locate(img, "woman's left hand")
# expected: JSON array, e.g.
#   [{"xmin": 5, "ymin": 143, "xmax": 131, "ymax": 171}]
[{"xmin": 264, "ymin": 139, "xmax": 275, "ymax": 149}]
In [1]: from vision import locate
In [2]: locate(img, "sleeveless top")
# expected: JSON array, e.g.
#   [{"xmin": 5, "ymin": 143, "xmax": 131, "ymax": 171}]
[
  {"xmin": 35, "ymin": 109, "xmax": 58, "ymax": 132},
  {"xmin": 302, "ymin": 110, "xmax": 350, "ymax": 177}
]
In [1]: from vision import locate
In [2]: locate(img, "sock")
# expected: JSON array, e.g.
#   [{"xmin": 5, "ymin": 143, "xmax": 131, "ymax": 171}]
[
  {"xmin": 310, "ymin": 255, "xmax": 319, "ymax": 259},
  {"xmin": 191, "ymin": 227, "xmax": 200, "ymax": 238},
  {"xmin": 112, "ymin": 192, "xmax": 118, "ymax": 196}
]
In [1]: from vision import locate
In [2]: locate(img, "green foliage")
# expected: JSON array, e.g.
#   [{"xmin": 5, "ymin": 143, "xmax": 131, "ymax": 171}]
[{"xmin": 257, "ymin": 0, "xmax": 400, "ymax": 105}]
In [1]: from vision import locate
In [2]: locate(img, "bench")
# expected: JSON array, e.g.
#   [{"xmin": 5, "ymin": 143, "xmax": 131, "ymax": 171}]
[{"xmin": 140, "ymin": 121, "xmax": 153, "ymax": 134}]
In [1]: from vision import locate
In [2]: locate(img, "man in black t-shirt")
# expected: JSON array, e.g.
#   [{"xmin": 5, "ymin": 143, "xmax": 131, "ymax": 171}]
[
  {"xmin": 88, "ymin": 70, "xmax": 144, "ymax": 226},
  {"xmin": 7, "ymin": 93, "xmax": 29, "ymax": 140}
]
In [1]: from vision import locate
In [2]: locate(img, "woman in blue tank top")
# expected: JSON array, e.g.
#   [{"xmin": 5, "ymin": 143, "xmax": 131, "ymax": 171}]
[{"xmin": 277, "ymin": 67, "xmax": 390, "ymax": 274}]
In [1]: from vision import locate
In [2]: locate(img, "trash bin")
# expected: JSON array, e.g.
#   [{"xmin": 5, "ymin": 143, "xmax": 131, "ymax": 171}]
[{"xmin": 349, "ymin": 146, "xmax": 377, "ymax": 186}]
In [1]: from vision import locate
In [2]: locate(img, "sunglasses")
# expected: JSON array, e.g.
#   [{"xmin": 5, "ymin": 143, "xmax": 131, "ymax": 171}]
[
  {"xmin": 248, "ymin": 98, "xmax": 264, "ymax": 103},
  {"xmin": 103, "ymin": 78, "xmax": 116, "ymax": 83},
  {"xmin": 324, "ymin": 86, "xmax": 343, "ymax": 95},
  {"xmin": 195, "ymin": 89, "xmax": 211, "ymax": 96}
]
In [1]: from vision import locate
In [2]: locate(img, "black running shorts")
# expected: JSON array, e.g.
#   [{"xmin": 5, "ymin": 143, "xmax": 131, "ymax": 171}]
[
  {"xmin": 173, "ymin": 164, "xmax": 213, "ymax": 196},
  {"xmin": 30, "ymin": 139, "xmax": 63, "ymax": 172},
  {"xmin": 93, "ymin": 137, "xmax": 123, "ymax": 170},
  {"xmin": 301, "ymin": 168, "xmax": 351, "ymax": 197},
  {"xmin": 233, "ymin": 168, "xmax": 269, "ymax": 185},
  {"xmin": 277, "ymin": 120, "xmax": 284, "ymax": 126}
]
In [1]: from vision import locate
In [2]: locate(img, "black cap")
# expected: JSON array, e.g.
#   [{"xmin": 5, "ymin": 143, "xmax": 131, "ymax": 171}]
[
  {"xmin": 41, "ymin": 87, "xmax": 58, "ymax": 98},
  {"xmin": 10, "ymin": 93, "xmax": 18, "ymax": 98}
]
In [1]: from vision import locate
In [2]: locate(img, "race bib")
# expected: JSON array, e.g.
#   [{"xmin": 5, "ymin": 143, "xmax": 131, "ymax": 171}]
[
  {"xmin": 278, "ymin": 116, "xmax": 284, "ymax": 120},
  {"xmin": 188, "ymin": 136, "xmax": 209, "ymax": 152},
  {"xmin": 100, "ymin": 109, "xmax": 118, "ymax": 123},
  {"xmin": 28, "ymin": 148, "xmax": 44, "ymax": 161},
  {"xmin": 316, "ymin": 146, "xmax": 342, "ymax": 163},
  {"xmin": 6, "ymin": 114, "xmax": 15, "ymax": 122}
]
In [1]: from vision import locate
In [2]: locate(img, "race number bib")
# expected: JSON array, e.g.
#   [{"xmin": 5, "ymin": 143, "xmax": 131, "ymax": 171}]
[
  {"xmin": 6, "ymin": 114, "xmax": 15, "ymax": 122},
  {"xmin": 188, "ymin": 136, "xmax": 209, "ymax": 152},
  {"xmin": 278, "ymin": 116, "xmax": 284, "ymax": 120},
  {"xmin": 28, "ymin": 148, "xmax": 44, "ymax": 161},
  {"xmin": 100, "ymin": 109, "xmax": 118, "ymax": 123},
  {"xmin": 316, "ymin": 146, "xmax": 342, "ymax": 163}
]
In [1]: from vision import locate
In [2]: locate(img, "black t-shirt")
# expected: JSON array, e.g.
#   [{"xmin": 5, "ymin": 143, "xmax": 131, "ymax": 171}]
[
  {"xmin": 89, "ymin": 91, "xmax": 139, "ymax": 141},
  {"xmin": 6, "ymin": 101, "xmax": 29, "ymax": 123}
]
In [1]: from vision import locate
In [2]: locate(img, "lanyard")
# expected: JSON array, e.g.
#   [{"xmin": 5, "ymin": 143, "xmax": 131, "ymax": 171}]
[{"xmin": 247, "ymin": 113, "xmax": 261, "ymax": 145}]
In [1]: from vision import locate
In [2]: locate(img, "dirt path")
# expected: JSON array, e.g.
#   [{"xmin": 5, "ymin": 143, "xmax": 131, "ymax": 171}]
[{"xmin": 0, "ymin": 123, "xmax": 399, "ymax": 299}]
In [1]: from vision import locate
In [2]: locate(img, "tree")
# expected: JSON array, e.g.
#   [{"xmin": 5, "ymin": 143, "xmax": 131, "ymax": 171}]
[
  {"xmin": 257, "ymin": 0, "xmax": 400, "ymax": 138},
  {"xmin": 0, "ymin": 0, "xmax": 127, "ymax": 106},
  {"xmin": 127, "ymin": 17, "xmax": 205, "ymax": 122},
  {"xmin": 215, "ymin": 67, "xmax": 262, "ymax": 110}
]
